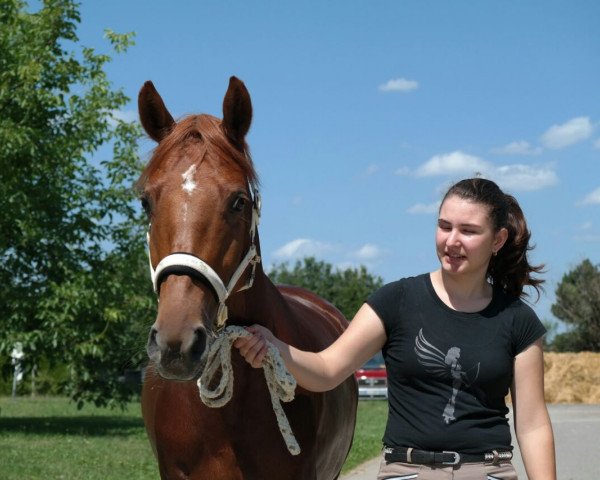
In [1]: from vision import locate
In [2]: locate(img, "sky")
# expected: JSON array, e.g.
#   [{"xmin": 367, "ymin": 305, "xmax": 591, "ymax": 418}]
[{"xmin": 74, "ymin": 0, "xmax": 599, "ymax": 328}]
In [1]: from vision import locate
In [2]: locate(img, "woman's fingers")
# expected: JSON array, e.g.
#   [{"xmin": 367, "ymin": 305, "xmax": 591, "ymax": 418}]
[
  {"xmin": 233, "ymin": 329, "xmax": 268, "ymax": 368},
  {"xmin": 236, "ymin": 333, "xmax": 262, "ymax": 356},
  {"xmin": 251, "ymin": 345, "xmax": 268, "ymax": 368}
]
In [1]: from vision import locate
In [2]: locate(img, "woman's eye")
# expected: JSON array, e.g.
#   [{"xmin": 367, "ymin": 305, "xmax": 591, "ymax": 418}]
[{"xmin": 232, "ymin": 197, "xmax": 246, "ymax": 212}]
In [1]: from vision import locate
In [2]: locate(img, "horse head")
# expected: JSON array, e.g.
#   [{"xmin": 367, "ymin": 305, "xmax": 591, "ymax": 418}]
[{"xmin": 137, "ymin": 77, "xmax": 260, "ymax": 380}]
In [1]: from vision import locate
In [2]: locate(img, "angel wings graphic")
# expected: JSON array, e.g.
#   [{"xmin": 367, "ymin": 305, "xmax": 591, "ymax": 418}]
[{"xmin": 414, "ymin": 329, "xmax": 480, "ymax": 424}]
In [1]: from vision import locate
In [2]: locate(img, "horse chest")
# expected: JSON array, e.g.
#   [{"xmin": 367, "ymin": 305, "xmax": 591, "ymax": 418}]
[{"xmin": 143, "ymin": 369, "xmax": 314, "ymax": 479}]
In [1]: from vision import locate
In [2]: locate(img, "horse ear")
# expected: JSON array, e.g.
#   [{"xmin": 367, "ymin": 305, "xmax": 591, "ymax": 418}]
[
  {"xmin": 222, "ymin": 76, "xmax": 252, "ymax": 148},
  {"xmin": 138, "ymin": 81, "xmax": 175, "ymax": 143}
]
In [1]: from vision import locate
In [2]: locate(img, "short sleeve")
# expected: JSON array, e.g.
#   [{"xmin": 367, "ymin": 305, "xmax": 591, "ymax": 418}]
[
  {"xmin": 512, "ymin": 301, "xmax": 547, "ymax": 355},
  {"xmin": 365, "ymin": 280, "xmax": 403, "ymax": 336}
]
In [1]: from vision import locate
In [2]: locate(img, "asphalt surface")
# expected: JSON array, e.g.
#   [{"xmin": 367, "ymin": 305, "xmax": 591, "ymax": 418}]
[{"xmin": 341, "ymin": 404, "xmax": 600, "ymax": 480}]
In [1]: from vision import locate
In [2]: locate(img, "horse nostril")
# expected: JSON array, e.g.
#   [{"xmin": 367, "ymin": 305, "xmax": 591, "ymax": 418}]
[
  {"xmin": 190, "ymin": 327, "xmax": 207, "ymax": 361},
  {"xmin": 150, "ymin": 327, "xmax": 158, "ymax": 345},
  {"xmin": 147, "ymin": 327, "xmax": 159, "ymax": 358}
]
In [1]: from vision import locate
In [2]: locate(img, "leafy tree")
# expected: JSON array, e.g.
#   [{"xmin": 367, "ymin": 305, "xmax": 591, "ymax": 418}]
[
  {"xmin": 0, "ymin": 0, "xmax": 153, "ymax": 406},
  {"xmin": 268, "ymin": 257, "xmax": 384, "ymax": 320},
  {"xmin": 551, "ymin": 259, "xmax": 600, "ymax": 352}
]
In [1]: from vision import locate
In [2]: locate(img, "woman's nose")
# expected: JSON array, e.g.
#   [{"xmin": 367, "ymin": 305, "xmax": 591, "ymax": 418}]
[{"xmin": 447, "ymin": 229, "xmax": 460, "ymax": 246}]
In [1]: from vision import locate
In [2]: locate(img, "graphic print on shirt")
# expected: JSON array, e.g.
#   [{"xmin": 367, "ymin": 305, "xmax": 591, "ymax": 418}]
[{"xmin": 414, "ymin": 329, "xmax": 480, "ymax": 424}]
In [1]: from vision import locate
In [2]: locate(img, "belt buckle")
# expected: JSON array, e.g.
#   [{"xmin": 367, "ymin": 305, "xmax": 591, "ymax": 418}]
[{"xmin": 442, "ymin": 451, "xmax": 461, "ymax": 465}]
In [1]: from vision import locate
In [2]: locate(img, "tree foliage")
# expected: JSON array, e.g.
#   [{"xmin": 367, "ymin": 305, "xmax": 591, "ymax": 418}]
[
  {"xmin": 0, "ymin": 0, "xmax": 153, "ymax": 406},
  {"xmin": 551, "ymin": 259, "xmax": 600, "ymax": 352},
  {"xmin": 268, "ymin": 257, "xmax": 384, "ymax": 320}
]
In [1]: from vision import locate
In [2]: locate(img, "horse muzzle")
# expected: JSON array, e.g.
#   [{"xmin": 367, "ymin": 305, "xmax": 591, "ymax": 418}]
[
  {"xmin": 147, "ymin": 275, "xmax": 219, "ymax": 380},
  {"xmin": 147, "ymin": 322, "xmax": 210, "ymax": 381}
]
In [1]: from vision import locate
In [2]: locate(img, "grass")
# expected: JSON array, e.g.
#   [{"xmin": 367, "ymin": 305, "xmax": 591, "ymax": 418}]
[
  {"xmin": 0, "ymin": 396, "xmax": 386, "ymax": 478},
  {"xmin": 0, "ymin": 397, "xmax": 157, "ymax": 480},
  {"xmin": 342, "ymin": 399, "xmax": 387, "ymax": 472}
]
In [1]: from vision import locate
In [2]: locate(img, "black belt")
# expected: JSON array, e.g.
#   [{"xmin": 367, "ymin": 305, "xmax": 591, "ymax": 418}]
[{"xmin": 384, "ymin": 446, "xmax": 513, "ymax": 466}]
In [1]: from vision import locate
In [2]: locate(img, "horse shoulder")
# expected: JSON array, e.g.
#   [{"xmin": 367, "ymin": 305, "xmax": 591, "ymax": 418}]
[{"xmin": 275, "ymin": 284, "xmax": 348, "ymax": 347}]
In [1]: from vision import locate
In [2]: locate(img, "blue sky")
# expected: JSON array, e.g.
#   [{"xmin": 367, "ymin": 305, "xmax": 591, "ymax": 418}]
[{"xmin": 75, "ymin": 1, "xmax": 599, "ymax": 326}]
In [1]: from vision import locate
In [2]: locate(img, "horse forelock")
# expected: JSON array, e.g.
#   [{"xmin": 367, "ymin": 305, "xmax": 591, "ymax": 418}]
[{"xmin": 136, "ymin": 114, "xmax": 258, "ymax": 193}]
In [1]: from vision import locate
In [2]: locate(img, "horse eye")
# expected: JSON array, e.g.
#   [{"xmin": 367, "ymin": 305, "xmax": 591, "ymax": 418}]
[
  {"xmin": 140, "ymin": 196, "xmax": 151, "ymax": 216},
  {"xmin": 232, "ymin": 196, "xmax": 246, "ymax": 212}
]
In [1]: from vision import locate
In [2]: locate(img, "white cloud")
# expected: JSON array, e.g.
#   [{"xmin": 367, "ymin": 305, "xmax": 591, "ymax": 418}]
[
  {"xmin": 414, "ymin": 151, "xmax": 558, "ymax": 192},
  {"xmin": 594, "ymin": 138, "xmax": 600, "ymax": 149},
  {"xmin": 573, "ymin": 221, "xmax": 599, "ymax": 242},
  {"xmin": 379, "ymin": 77, "xmax": 419, "ymax": 93},
  {"xmin": 415, "ymin": 151, "xmax": 491, "ymax": 177},
  {"xmin": 491, "ymin": 141, "xmax": 542, "ymax": 156},
  {"xmin": 408, "ymin": 201, "xmax": 441, "ymax": 214},
  {"xmin": 493, "ymin": 164, "xmax": 558, "ymax": 191},
  {"xmin": 365, "ymin": 164, "xmax": 379, "ymax": 176},
  {"xmin": 579, "ymin": 187, "xmax": 600, "ymax": 206},
  {"xmin": 272, "ymin": 238, "xmax": 334, "ymax": 260},
  {"xmin": 395, "ymin": 166, "xmax": 411, "ymax": 176},
  {"xmin": 351, "ymin": 244, "xmax": 382, "ymax": 261},
  {"xmin": 270, "ymin": 239, "xmax": 385, "ymax": 270},
  {"xmin": 574, "ymin": 233, "xmax": 600, "ymax": 242},
  {"xmin": 540, "ymin": 116, "xmax": 593, "ymax": 149}
]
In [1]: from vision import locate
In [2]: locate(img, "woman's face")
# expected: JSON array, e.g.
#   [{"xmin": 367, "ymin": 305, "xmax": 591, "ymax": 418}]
[{"xmin": 436, "ymin": 195, "xmax": 507, "ymax": 280}]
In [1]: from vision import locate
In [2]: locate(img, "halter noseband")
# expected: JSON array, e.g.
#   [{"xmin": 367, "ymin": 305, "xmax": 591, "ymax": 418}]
[{"xmin": 147, "ymin": 184, "xmax": 261, "ymax": 329}]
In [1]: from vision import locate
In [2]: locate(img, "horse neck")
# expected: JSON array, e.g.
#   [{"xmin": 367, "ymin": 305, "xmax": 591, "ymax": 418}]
[
  {"xmin": 227, "ymin": 232, "xmax": 286, "ymax": 330},
  {"xmin": 226, "ymin": 258, "xmax": 285, "ymax": 332}
]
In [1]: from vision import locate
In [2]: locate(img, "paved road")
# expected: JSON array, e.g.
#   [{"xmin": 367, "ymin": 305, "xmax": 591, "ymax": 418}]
[{"xmin": 341, "ymin": 404, "xmax": 600, "ymax": 479}]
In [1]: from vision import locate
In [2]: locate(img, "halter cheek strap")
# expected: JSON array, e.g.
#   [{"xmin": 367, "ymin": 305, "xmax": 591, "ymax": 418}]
[{"xmin": 147, "ymin": 186, "xmax": 261, "ymax": 329}]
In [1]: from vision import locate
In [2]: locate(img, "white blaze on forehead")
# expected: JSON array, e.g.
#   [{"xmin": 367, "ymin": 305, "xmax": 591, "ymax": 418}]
[
  {"xmin": 182, "ymin": 202, "xmax": 188, "ymax": 223},
  {"xmin": 181, "ymin": 164, "xmax": 197, "ymax": 194}
]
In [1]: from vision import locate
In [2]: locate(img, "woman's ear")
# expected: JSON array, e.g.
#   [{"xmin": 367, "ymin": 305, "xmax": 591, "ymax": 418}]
[{"xmin": 494, "ymin": 227, "xmax": 509, "ymax": 254}]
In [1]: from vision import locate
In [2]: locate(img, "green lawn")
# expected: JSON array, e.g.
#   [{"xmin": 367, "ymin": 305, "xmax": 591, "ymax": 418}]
[
  {"xmin": 0, "ymin": 396, "xmax": 386, "ymax": 478},
  {"xmin": 343, "ymin": 399, "xmax": 387, "ymax": 472},
  {"xmin": 0, "ymin": 397, "xmax": 157, "ymax": 480}
]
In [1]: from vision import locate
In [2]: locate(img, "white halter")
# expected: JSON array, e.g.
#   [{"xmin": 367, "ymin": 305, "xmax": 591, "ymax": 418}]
[{"xmin": 147, "ymin": 184, "xmax": 261, "ymax": 329}]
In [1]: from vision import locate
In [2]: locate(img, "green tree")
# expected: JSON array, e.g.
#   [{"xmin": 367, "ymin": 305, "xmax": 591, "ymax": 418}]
[
  {"xmin": 268, "ymin": 257, "xmax": 384, "ymax": 320},
  {"xmin": 0, "ymin": 0, "xmax": 153, "ymax": 407},
  {"xmin": 550, "ymin": 259, "xmax": 600, "ymax": 352}
]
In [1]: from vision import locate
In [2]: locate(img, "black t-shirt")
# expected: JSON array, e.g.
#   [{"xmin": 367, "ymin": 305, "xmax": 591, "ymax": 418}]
[{"xmin": 366, "ymin": 273, "xmax": 546, "ymax": 454}]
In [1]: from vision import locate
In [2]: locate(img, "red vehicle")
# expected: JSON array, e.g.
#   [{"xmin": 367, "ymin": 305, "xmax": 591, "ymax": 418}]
[{"xmin": 355, "ymin": 352, "xmax": 388, "ymax": 399}]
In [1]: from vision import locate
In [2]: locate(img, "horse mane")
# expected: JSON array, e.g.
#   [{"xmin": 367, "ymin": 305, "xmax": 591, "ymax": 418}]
[{"xmin": 136, "ymin": 114, "xmax": 258, "ymax": 192}]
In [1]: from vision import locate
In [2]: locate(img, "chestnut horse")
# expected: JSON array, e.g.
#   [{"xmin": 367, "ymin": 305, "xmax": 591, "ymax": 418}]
[{"xmin": 137, "ymin": 77, "xmax": 358, "ymax": 480}]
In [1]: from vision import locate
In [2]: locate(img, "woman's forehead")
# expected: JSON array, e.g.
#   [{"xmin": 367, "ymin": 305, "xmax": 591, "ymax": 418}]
[{"xmin": 439, "ymin": 196, "xmax": 491, "ymax": 224}]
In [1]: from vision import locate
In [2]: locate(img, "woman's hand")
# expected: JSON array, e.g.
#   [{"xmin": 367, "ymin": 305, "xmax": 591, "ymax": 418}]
[
  {"xmin": 234, "ymin": 325, "xmax": 274, "ymax": 368},
  {"xmin": 235, "ymin": 304, "xmax": 386, "ymax": 392}
]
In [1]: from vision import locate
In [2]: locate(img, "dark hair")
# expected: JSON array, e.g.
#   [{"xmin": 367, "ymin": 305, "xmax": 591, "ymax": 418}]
[{"xmin": 441, "ymin": 178, "xmax": 544, "ymax": 299}]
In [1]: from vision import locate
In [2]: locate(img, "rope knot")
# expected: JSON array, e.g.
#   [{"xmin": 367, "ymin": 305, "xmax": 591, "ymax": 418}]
[{"xmin": 197, "ymin": 325, "xmax": 300, "ymax": 455}]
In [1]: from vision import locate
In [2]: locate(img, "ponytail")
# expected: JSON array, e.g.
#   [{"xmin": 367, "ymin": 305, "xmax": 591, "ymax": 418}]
[{"xmin": 488, "ymin": 193, "xmax": 544, "ymax": 298}]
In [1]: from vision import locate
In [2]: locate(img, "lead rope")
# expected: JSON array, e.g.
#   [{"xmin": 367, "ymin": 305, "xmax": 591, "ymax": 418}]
[{"xmin": 197, "ymin": 325, "xmax": 301, "ymax": 455}]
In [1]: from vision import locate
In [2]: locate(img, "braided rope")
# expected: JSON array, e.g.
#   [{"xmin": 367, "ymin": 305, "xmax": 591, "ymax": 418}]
[{"xmin": 197, "ymin": 325, "xmax": 301, "ymax": 455}]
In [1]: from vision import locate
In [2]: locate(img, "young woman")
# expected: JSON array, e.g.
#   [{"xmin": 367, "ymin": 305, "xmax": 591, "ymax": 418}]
[{"xmin": 235, "ymin": 178, "xmax": 556, "ymax": 479}]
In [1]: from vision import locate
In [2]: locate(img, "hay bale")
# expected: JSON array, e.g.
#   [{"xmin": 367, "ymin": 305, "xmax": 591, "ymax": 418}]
[{"xmin": 544, "ymin": 352, "xmax": 600, "ymax": 403}]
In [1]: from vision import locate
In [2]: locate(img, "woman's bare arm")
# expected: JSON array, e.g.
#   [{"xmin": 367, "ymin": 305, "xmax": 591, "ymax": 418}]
[
  {"xmin": 510, "ymin": 338, "xmax": 556, "ymax": 480},
  {"xmin": 234, "ymin": 303, "xmax": 387, "ymax": 392}
]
